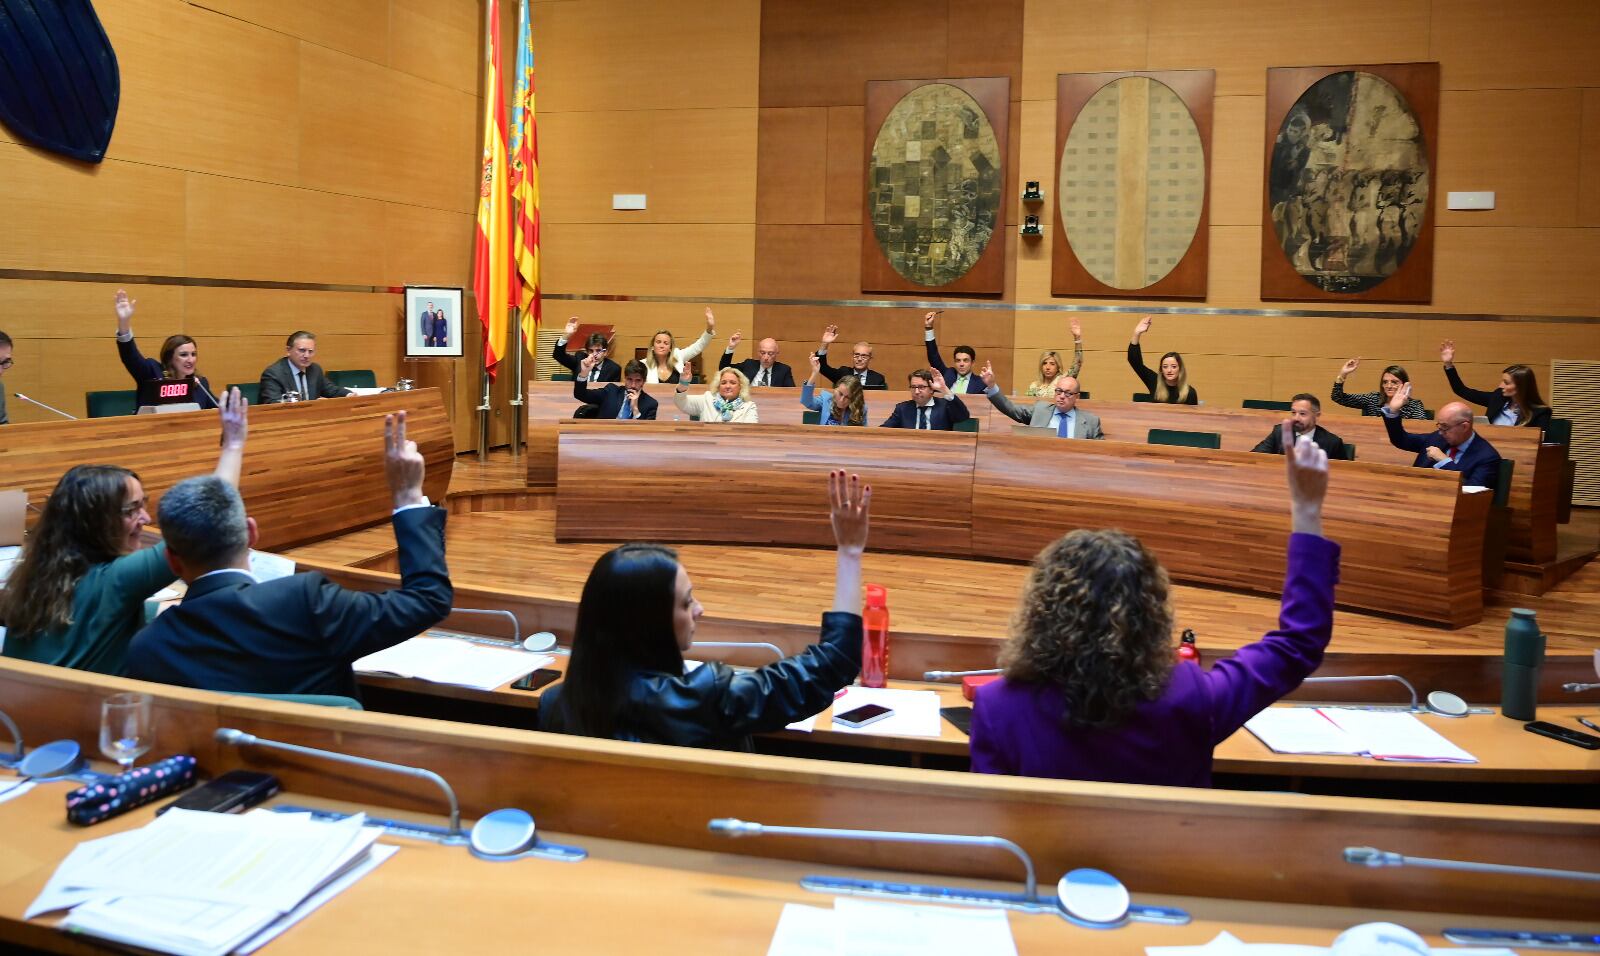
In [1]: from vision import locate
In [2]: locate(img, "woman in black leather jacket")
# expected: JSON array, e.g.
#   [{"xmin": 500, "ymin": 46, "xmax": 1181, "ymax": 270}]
[{"xmin": 540, "ymin": 471, "xmax": 870, "ymax": 750}]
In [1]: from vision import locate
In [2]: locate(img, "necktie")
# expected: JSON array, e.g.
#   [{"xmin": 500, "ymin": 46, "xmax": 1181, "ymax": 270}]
[
  {"xmin": 1056, "ymin": 412, "xmax": 1070, "ymax": 438},
  {"xmin": 619, "ymin": 396, "xmax": 633, "ymax": 420},
  {"xmin": 756, "ymin": 368, "xmax": 769, "ymax": 387},
  {"xmin": 1447, "ymin": 445, "xmax": 1458, "ymax": 462},
  {"xmin": 918, "ymin": 406, "xmax": 929, "ymax": 430},
  {"xmin": 296, "ymin": 371, "xmax": 307, "ymax": 399}
]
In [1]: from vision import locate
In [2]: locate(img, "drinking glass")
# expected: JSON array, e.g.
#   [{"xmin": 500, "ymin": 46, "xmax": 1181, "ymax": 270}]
[{"xmin": 99, "ymin": 692, "xmax": 153, "ymax": 772}]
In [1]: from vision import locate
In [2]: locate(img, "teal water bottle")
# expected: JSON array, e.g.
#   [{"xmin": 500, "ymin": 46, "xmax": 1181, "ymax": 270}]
[{"xmin": 1501, "ymin": 608, "xmax": 1544, "ymax": 721}]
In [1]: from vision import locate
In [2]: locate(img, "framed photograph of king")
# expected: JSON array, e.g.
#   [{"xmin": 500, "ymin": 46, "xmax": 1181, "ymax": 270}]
[{"xmin": 404, "ymin": 286, "xmax": 464, "ymax": 358}]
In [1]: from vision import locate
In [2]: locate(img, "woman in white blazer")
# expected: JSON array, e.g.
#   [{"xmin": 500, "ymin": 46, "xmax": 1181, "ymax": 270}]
[
  {"xmin": 643, "ymin": 307, "xmax": 717, "ymax": 384},
  {"xmin": 674, "ymin": 367, "xmax": 759, "ymax": 423}
]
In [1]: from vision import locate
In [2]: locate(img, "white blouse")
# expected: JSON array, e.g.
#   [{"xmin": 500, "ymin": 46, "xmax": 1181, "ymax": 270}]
[
  {"xmin": 673, "ymin": 390, "xmax": 759, "ymax": 423},
  {"xmin": 642, "ymin": 329, "xmax": 714, "ymax": 384}
]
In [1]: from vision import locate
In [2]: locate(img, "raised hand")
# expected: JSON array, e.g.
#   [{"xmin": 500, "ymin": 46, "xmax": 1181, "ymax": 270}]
[
  {"xmin": 704, "ymin": 307, "xmax": 715, "ymax": 332},
  {"xmin": 563, "ymin": 316, "xmax": 580, "ymax": 339},
  {"xmin": 729, "ymin": 330, "xmax": 743, "ymax": 350},
  {"xmin": 384, "ymin": 411, "xmax": 426, "ymax": 509},
  {"xmin": 1284, "ymin": 421, "xmax": 1329, "ymax": 537},
  {"xmin": 1339, "ymin": 357, "xmax": 1361, "ymax": 377},
  {"xmin": 624, "ymin": 385, "xmax": 641, "ymax": 408},
  {"xmin": 828, "ymin": 470, "xmax": 871, "ymax": 554},
  {"xmin": 1070, "ymin": 318, "xmax": 1082, "ymax": 341},
  {"xmin": 979, "ymin": 360, "xmax": 995, "ymax": 389},
  {"xmin": 114, "ymin": 289, "xmax": 136, "ymax": 331},
  {"xmin": 930, "ymin": 373, "xmax": 949, "ymax": 399},
  {"xmin": 923, "ymin": 310, "xmax": 938, "ymax": 330},
  {"xmin": 1439, "ymin": 339, "xmax": 1456, "ymax": 367},
  {"xmin": 219, "ymin": 387, "xmax": 248, "ymax": 449},
  {"xmin": 1133, "ymin": 315, "xmax": 1153, "ymax": 338},
  {"xmin": 808, "ymin": 352, "xmax": 822, "ymax": 376},
  {"xmin": 820, "ymin": 324, "xmax": 839, "ymax": 347},
  {"xmin": 1387, "ymin": 380, "xmax": 1412, "ymax": 415},
  {"xmin": 578, "ymin": 351, "xmax": 599, "ymax": 376}
]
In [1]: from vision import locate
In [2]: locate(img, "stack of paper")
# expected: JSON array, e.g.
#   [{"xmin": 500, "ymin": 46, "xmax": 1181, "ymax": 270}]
[
  {"xmin": 353, "ymin": 636, "xmax": 552, "ymax": 690},
  {"xmin": 1244, "ymin": 708, "xmax": 1477, "ymax": 763},
  {"xmin": 794, "ymin": 687, "xmax": 945, "ymax": 738},
  {"xmin": 768, "ymin": 898, "xmax": 1017, "ymax": 956},
  {"xmin": 27, "ymin": 808, "xmax": 396, "ymax": 956}
]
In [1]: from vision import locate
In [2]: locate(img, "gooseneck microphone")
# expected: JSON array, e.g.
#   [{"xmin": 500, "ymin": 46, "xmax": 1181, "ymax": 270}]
[
  {"xmin": 191, "ymin": 376, "xmax": 220, "ymax": 409},
  {"xmin": 1344, "ymin": 846, "xmax": 1600, "ymax": 882},
  {"xmin": 923, "ymin": 668, "xmax": 1001, "ymax": 681},
  {"xmin": 1302, "ymin": 674, "xmax": 1420, "ymax": 710},
  {"xmin": 444, "ymin": 607, "xmax": 523, "ymax": 648},
  {"xmin": 1564, "ymin": 682, "xmax": 1600, "ymax": 693},
  {"xmin": 12, "ymin": 392, "xmax": 79, "ymax": 421},
  {"xmin": 0, "ymin": 708, "xmax": 23, "ymax": 764},
  {"xmin": 215, "ymin": 728, "xmax": 464, "ymax": 842}
]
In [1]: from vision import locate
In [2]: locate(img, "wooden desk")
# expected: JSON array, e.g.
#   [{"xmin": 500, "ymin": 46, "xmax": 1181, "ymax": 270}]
[
  {"xmin": 3, "ymin": 657, "xmax": 1597, "ymax": 921},
  {"xmin": 552, "ymin": 421, "xmax": 1489, "ymax": 625},
  {"xmin": 0, "ymin": 389, "xmax": 453, "ymax": 551}
]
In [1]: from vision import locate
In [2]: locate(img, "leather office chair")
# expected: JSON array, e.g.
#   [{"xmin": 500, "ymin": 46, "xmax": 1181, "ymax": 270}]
[
  {"xmin": 233, "ymin": 692, "xmax": 364, "ymax": 710},
  {"xmin": 1147, "ymin": 428, "xmax": 1221, "ymax": 449},
  {"xmin": 226, "ymin": 383, "xmax": 260, "ymax": 405},
  {"xmin": 327, "ymin": 369, "xmax": 378, "ymax": 389},
  {"xmin": 86, "ymin": 389, "xmax": 137, "ymax": 418},
  {"xmin": 801, "ymin": 410, "xmax": 821, "ymax": 425},
  {"xmin": 952, "ymin": 418, "xmax": 980, "ymax": 433},
  {"xmin": 1242, "ymin": 398, "xmax": 1293, "ymax": 411}
]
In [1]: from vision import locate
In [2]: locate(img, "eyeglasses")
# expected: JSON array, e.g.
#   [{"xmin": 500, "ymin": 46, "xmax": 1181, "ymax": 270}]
[
  {"xmin": 1434, "ymin": 419, "xmax": 1469, "ymax": 432},
  {"xmin": 120, "ymin": 497, "xmax": 149, "ymax": 518},
  {"xmin": 1053, "ymin": 388, "xmax": 1079, "ymax": 397},
  {"xmin": 852, "ymin": 352, "xmax": 872, "ymax": 359},
  {"xmin": 909, "ymin": 383, "xmax": 932, "ymax": 391}
]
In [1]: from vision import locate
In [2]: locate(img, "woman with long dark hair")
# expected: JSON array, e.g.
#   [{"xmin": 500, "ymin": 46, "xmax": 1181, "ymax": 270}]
[
  {"xmin": 0, "ymin": 390, "xmax": 248, "ymax": 673},
  {"xmin": 1127, "ymin": 316, "xmax": 1197, "ymax": 404},
  {"xmin": 112, "ymin": 288, "xmax": 218, "ymax": 409},
  {"xmin": 540, "ymin": 471, "xmax": 870, "ymax": 749},
  {"xmin": 969, "ymin": 424, "xmax": 1338, "ymax": 787},
  {"xmin": 1332, "ymin": 357, "xmax": 1425, "ymax": 418},
  {"xmin": 1439, "ymin": 340, "xmax": 1551, "ymax": 429}
]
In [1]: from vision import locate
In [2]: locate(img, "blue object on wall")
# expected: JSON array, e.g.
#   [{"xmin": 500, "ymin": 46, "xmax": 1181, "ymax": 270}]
[{"xmin": 0, "ymin": 0, "xmax": 120, "ymax": 163}]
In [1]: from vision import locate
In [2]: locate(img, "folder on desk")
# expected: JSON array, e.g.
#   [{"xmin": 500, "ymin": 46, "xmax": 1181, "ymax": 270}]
[
  {"xmin": 1244, "ymin": 708, "xmax": 1476, "ymax": 764},
  {"xmin": 354, "ymin": 635, "xmax": 552, "ymax": 691}
]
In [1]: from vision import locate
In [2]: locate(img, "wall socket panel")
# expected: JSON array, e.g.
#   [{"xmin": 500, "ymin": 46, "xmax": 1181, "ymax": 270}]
[
  {"xmin": 612, "ymin": 193, "xmax": 647, "ymax": 210},
  {"xmin": 1446, "ymin": 191, "xmax": 1495, "ymax": 210}
]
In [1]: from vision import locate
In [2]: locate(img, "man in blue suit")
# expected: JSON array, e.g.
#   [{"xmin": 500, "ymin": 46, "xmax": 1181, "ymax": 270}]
[
  {"xmin": 1380, "ymin": 382, "xmax": 1502, "ymax": 490},
  {"xmin": 880, "ymin": 368, "xmax": 970, "ymax": 430},
  {"xmin": 125, "ymin": 412, "xmax": 453, "ymax": 699},
  {"xmin": 573, "ymin": 357, "xmax": 657, "ymax": 420},
  {"xmin": 923, "ymin": 310, "xmax": 985, "ymax": 394}
]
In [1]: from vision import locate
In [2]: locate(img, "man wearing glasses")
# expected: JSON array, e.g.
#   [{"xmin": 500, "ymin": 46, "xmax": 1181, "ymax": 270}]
[
  {"xmin": 0, "ymin": 330, "xmax": 12, "ymax": 424},
  {"xmin": 880, "ymin": 368, "xmax": 970, "ymax": 430},
  {"xmin": 815, "ymin": 324, "xmax": 888, "ymax": 390},
  {"xmin": 980, "ymin": 362, "xmax": 1102, "ymax": 439},
  {"xmin": 1381, "ymin": 382, "xmax": 1502, "ymax": 490}
]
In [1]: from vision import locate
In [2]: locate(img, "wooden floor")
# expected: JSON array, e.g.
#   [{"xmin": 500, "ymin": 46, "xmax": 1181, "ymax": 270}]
[{"xmin": 283, "ymin": 451, "xmax": 1600, "ymax": 682}]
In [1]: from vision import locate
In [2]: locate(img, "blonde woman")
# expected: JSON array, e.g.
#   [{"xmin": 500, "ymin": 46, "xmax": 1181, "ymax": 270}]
[
  {"xmin": 674, "ymin": 367, "xmax": 759, "ymax": 423},
  {"xmin": 1127, "ymin": 316, "xmax": 1197, "ymax": 404},
  {"xmin": 644, "ymin": 307, "xmax": 717, "ymax": 384},
  {"xmin": 1026, "ymin": 320, "xmax": 1085, "ymax": 397}
]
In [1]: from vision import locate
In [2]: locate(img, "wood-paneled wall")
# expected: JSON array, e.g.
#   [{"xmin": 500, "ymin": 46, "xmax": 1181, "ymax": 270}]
[{"xmin": 0, "ymin": 0, "xmax": 477, "ymax": 448}]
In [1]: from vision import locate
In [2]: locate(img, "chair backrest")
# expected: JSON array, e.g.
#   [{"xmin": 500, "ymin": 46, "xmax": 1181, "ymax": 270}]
[
  {"xmin": 327, "ymin": 369, "xmax": 378, "ymax": 389},
  {"xmin": 550, "ymin": 372, "xmax": 574, "ymax": 382},
  {"xmin": 1494, "ymin": 458, "xmax": 1515, "ymax": 508},
  {"xmin": 233, "ymin": 692, "xmax": 364, "ymax": 710},
  {"xmin": 952, "ymin": 418, "xmax": 980, "ymax": 433},
  {"xmin": 1147, "ymin": 428, "xmax": 1222, "ymax": 449},
  {"xmin": 226, "ymin": 382, "xmax": 260, "ymax": 406},
  {"xmin": 801, "ymin": 410, "xmax": 821, "ymax": 425},
  {"xmin": 1242, "ymin": 398, "xmax": 1293, "ymax": 411},
  {"xmin": 1132, "ymin": 393, "xmax": 1154, "ymax": 403},
  {"xmin": 1544, "ymin": 417, "xmax": 1572, "ymax": 446},
  {"xmin": 1342, "ymin": 443, "xmax": 1356, "ymax": 461},
  {"xmin": 1077, "ymin": 390, "xmax": 1090, "ymax": 400},
  {"xmin": 85, "ymin": 389, "xmax": 137, "ymax": 418},
  {"xmin": 1422, "ymin": 408, "xmax": 1435, "ymax": 420}
]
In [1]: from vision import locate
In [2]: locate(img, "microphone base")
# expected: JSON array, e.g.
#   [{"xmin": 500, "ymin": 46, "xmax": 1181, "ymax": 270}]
[
  {"xmin": 798, "ymin": 876, "xmax": 1191, "ymax": 928},
  {"xmin": 271, "ymin": 804, "xmax": 583, "ymax": 858}
]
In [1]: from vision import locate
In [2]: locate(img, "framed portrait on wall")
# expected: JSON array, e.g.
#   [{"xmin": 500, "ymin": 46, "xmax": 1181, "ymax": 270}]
[
  {"xmin": 404, "ymin": 286, "xmax": 464, "ymax": 358},
  {"xmin": 861, "ymin": 76, "xmax": 1011, "ymax": 296},
  {"xmin": 1260, "ymin": 62, "xmax": 1439, "ymax": 303}
]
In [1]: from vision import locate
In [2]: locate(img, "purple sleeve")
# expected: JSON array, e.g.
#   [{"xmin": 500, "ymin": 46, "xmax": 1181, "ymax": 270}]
[
  {"xmin": 968, "ymin": 684, "xmax": 1015, "ymax": 775},
  {"xmin": 1202, "ymin": 533, "xmax": 1340, "ymax": 745}
]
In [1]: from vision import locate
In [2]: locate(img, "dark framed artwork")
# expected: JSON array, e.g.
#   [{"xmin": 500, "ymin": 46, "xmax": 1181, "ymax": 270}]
[
  {"xmin": 1052, "ymin": 70, "xmax": 1214, "ymax": 299},
  {"xmin": 861, "ymin": 76, "xmax": 1010, "ymax": 296},
  {"xmin": 1260, "ymin": 62, "xmax": 1439, "ymax": 303}
]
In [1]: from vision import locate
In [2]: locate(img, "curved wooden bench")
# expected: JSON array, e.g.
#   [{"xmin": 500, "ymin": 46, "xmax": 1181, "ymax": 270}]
[{"xmin": 0, "ymin": 389, "xmax": 453, "ymax": 551}]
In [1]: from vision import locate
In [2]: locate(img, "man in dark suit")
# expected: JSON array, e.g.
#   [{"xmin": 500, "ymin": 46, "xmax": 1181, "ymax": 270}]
[
  {"xmin": 420, "ymin": 302, "xmax": 437, "ymax": 347},
  {"xmin": 1381, "ymin": 382, "xmax": 1502, "ymax": 490},
  {"xmin": 574, "ymin": 357, "xmax": 657, "ymax": 420},
  {"xmin": 1251, "ymin": 393, "xmax": 1347, "ymax": 460},
  {"xmin": 259, "ymin": 331, "xmax": 353, "ymax": 403},
  {"xmin": 552, "ymin": 316, "xmax": 621, "ymax": 382},
  {"xmin": 923, "ymin": 310, "xmax": 984, "ymax": 394},
  {"xmin": 125, "ymin": 412, "xmax": 453, "ymax": 699},
  {"xmin": 718, "ymin": 331, "xmax": 794, "ymax": 387},
  {"xmin": 880, "ymin": 368, "xmax": 970, "ymax": 429},
  {"xmin": 815, "ymin": 324, "xmax": 887, "ymax": 390}
]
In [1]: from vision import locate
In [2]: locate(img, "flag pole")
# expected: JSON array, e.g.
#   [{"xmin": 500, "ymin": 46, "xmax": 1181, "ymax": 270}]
[
  {"xmin": 509, "ymin": 305, "xmax": 525, "ymax": 457},
  {"xmin": 475, "ymin": 0, "xmax": 495, "ymax": 464}
]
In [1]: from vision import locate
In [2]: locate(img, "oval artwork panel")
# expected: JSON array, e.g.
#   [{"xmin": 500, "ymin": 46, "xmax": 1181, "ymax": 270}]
[
  {"xmin": 1058, "ymin": 77, "xmax": 1205, "ymax": 290},
  {"xmin": 868, "ymin": 84, "xmax": 1003, "ymax": 288},
  {"xmin": 1267, "ymin": 71, "xmax": 1430, "ymax": 294}
]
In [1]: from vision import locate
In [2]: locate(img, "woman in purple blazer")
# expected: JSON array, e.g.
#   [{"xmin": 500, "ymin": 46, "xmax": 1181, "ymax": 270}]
[{"xmin": 969, "ymin": 423, "xmax": 1339, "ymax": 788}]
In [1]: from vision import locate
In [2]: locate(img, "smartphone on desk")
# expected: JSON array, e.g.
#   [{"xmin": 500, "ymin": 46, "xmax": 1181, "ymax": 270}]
[
  {"xmin": 940, "ymin": 706, "xmax": 973, "ymax": 735},
  {"xmin": 1524, "ymin": 721, "xmax": 1600, "ymax": 750},
  {"xmin": 510, "ymin": 668, "xmax": 562, "ymax": 692},
  {"xmin": 833, "ymin": 703, "xmax": 894, "ymax": 729},
  {"xmin": 158, "ymin": 770, "xmax": 279, "ymax": 816}
]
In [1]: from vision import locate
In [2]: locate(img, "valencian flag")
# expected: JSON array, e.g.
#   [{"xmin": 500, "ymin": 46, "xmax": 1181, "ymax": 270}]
[
  {"xmin": 472, "ymin": 0, "xmax": 513, "ymax": 381},
  {"xmin": 509, "ymin": 0, "xmax": 541, "ymax": 354}
]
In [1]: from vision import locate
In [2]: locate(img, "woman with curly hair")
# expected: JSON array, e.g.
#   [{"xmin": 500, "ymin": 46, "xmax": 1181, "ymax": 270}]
[{"xmin": 968, "ymin": 423, "xmax": 1339, "ymax": 787}]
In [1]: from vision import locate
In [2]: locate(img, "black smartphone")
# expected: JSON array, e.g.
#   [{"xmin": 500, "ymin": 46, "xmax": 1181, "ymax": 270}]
[
  {"xmin": 158, "ymin": 770, "xmax": 279, "ymax": 815},
  {"xmin": 833, "ymin": 703, "xmax": 894, "ymax": 728},
  {"xmin": 940, "ymin": 706, "xmax": 973, "ymax": 735},
  {"xmin": 1524, "ymin": 721, "xmax": 1600, "ymax": 750},
  {"xmin": 511, "ymin": 668, "xmax": 562, "ymax": 692}
]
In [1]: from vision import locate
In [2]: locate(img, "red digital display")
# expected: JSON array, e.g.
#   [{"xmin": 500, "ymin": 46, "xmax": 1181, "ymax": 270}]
[{"xmin": 159, "ymin": 382, "xmax": 189, "ymax": 399}]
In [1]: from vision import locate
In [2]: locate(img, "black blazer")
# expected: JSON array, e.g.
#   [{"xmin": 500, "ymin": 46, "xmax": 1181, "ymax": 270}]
[
  {"xmin": 124, "ymin": 507, "xmax": 453, "ymax": 698},
  {"xmin": 1382, "ymin": 413, "xmax": 1503, "ymax": 490},
  {"xmin": 552, "ymin": 341, "xmax": 621, "ymax": 383},
  {"xmin": 574, "ymin": 380, "xmax": 657, "ymax": 420},
  {"xmin": 1127, "ymin": 343, "xmax": 1199, "ymax": 404},
  {"xmin": 816, "ymin": 350, "xmax": 888, "ymax": 390},
  {"xmin": 925, "ymin": 336, "xmax": 986, "ymax": 394},
  {"xmin": 718, "ymin": 353, "xmax": 795, "ymax": 388},
  {"xmin": 880, "ymin": 396, "xmax": 971, "ymax": 430},
  {"xmin": 259, "ymin": 357, "xmax": 351, "ymax": 403},
  {"xmin": 1445, "ymin": 366, "xmax": 1551, "ymax": 429},
  {"xmin": 1251, "ymin": 424, "xmax": 1348, "ymax": 460},
  {"xmin": 117, "ymin": 337, "xmax": 217, "ymax": 409}
]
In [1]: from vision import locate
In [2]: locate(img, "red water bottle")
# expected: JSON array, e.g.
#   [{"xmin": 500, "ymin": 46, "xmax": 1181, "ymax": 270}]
[
  {"xmin": 861, "ymin": 584, "xmax": 890, "ymax": 688},
  {"xmin": 1177, "ymin": 628, "xmax": 1200, "ymax": 665}
]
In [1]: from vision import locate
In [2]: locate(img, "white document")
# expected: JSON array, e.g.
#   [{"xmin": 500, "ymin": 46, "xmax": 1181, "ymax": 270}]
[
  {"xmin": 0, "ymin": 777, "xmax": 35, "ymax": 804},
  {"xmin": 234, "ymin": 841, "xmax": 398, "ymax": 954},
  {"xmin": 345, "ymin": 387, "xmax": 387, "ymax": 396},
  {"xmin": 352, "ymin": 636, "xmax": 552, "ymax": 691},
  {"xmin": 247, "ymin": 550, "xmax": 296, "ymax": 582},
  {"xmin": 766, "ymin": 903, "xmax": 836, "ymax": 956},
  {"xmin": 1145, "ymin": 929, "xmax": 1515, "ymax": 956},
  {"xmin": 834, "ymin": 898, "xmax": 1017, "ymax": 956},
  {"xmin": 0, "ymin": 544, "xmax": 21, "ymax": 587},
  {"xmin": 825, "ymin": 687, "xmax": 944, "ymax": 738},
  {"xmin": 1243, "ymin": 708, "xmax": 1364, "ymax": 756},
  {"xmin": 1316, "ymin": 709, "xmax": 1478, "ymax": 763}
]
